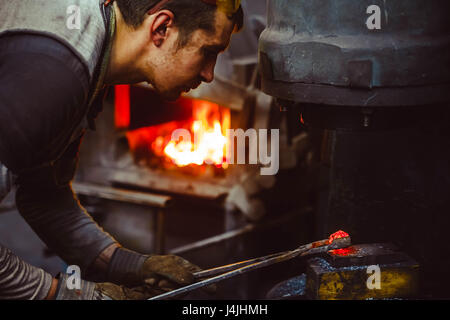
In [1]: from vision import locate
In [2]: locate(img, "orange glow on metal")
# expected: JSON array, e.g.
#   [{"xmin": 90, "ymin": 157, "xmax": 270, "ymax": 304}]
[
  {"xmin": 328, "ymin": 230, "xmax": 350, "ymax": 244},
  {"xmin": 329, "ymin": 247, "xmax": 357, "ymax": 256}
]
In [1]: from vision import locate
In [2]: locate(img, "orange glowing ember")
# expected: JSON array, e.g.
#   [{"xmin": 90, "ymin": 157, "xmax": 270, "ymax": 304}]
[{"xmin": 328, "ymin": 230, "xmax": 350, "ymax": 244}]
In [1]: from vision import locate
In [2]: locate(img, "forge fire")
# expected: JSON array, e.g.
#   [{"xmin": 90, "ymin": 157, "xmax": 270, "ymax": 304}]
[{"xmin": 126, "ymin": 98, "xmax": 230, "ymax": 169}]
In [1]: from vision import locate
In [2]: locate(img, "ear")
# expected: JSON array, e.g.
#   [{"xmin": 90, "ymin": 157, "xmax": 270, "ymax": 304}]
[{"xmin": 149, "ymin": 10, "xmax": 175, "ymax": 47}]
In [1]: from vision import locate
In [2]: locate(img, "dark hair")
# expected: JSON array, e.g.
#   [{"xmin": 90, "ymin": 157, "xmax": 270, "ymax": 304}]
[{"xmin": 116, "ymin": 0, "xmax": 244, "ymax": 47}]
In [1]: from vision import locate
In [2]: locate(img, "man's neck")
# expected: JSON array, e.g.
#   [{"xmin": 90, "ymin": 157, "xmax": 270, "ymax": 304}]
[{"xmin": 104, "ymin": 2, "xmax": 148, "ymax": 85}]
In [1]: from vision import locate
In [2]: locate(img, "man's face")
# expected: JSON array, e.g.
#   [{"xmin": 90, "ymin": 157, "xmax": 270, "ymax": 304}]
[{"xmin": 148, "ymin": 11, "xmax": 235, "ymax": 101}]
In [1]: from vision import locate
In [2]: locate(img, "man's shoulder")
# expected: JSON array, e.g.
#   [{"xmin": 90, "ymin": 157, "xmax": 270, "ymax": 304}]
[{"xmin": 0, "ymin": 0, "xmax": 106, "ymax": 79}]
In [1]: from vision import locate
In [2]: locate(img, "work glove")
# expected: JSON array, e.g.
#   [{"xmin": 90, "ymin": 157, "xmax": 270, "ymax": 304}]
[
  {"xmin": 55, "ymin": 273, "xmax": 161, "ymax": 300},
  {"xmin": 107, "ymin": 248, "xmax": 216, "ymax": 297}
]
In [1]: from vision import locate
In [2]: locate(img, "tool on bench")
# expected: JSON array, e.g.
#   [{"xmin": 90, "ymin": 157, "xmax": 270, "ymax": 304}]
[{"xmin": 149, "ymin": 230, "xmax": 351, "ymax": 300}]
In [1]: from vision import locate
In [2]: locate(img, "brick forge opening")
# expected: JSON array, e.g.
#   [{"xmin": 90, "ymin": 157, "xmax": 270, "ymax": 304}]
[{"xmin": 78, "ymin": 84, "xmax": 249, "ymax": 201}]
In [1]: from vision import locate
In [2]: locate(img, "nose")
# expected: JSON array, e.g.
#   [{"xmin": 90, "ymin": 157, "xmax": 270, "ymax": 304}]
[{"xmin": 200, "ymin": 60, "xmax": 216, "ymax": 83}]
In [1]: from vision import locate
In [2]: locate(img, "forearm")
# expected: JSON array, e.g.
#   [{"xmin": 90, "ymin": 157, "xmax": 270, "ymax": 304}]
[
  {"xmin": 15, "ymin": 182, "xmax": 118, "ymax": 274},
  {"xmin": 89, "ymin": 243, "xmax": 120, "ymax": 278},
  {"xmin": 0, "ymin": 244, "xmax": 53, "ymax": 300}
]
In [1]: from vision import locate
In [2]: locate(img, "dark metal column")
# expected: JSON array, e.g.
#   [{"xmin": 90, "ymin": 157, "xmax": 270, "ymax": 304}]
[{"xmin": 259, "ymin": 0, "xmax": 450, "ymax": 298}]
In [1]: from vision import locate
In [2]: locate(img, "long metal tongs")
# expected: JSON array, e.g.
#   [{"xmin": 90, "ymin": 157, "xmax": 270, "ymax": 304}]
[{"xmin": 149, "ymin": 232, "xmax": 351, "ymax": 300}]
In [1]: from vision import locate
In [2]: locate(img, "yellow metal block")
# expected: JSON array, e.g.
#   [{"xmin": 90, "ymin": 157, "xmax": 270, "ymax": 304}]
[{"xmin": 306, "ymin": 244, "xmax": 419, "ymax": 300}]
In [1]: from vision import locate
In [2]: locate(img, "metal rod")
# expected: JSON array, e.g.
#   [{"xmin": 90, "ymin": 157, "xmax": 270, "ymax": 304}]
[
  {"xmin": 193, "ymin": 250, "xmax": 291, "ymax": 279},
  {"xmin": 149, "ymin": 236, "xmax": 351, "ymax": 300},
  {"xmin": 169, "ymin": 225, "xmax": 255, "ymax": 255},
  {"xmin": 149, "ymin": 248, "xmax": 306, "ymax": 300}
]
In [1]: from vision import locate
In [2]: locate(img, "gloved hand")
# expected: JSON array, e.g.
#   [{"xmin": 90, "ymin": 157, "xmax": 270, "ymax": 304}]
[
  {"xmin": 54, "ymin": 273, "xmax": 163, "ymax": 300},
  {"xmin": 106, "ymin": 248, "xmax": 216, "ymax": 297},
  {"xmin": 140, "ymin": 254, "xmax": 200, "ymax": 290},
  {"xmin": 94, "ymin": 282, "xmax": 167, "ymax": 300}
]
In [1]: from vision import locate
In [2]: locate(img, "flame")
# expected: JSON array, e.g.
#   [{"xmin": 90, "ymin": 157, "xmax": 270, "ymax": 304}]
[
  {"xmin": 163, "ymin": 100, "xmax": 230, "ymax": 168},
  {"xmin": 123, "ymin": 98, "xmax": 231, "ymax": 169}
]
